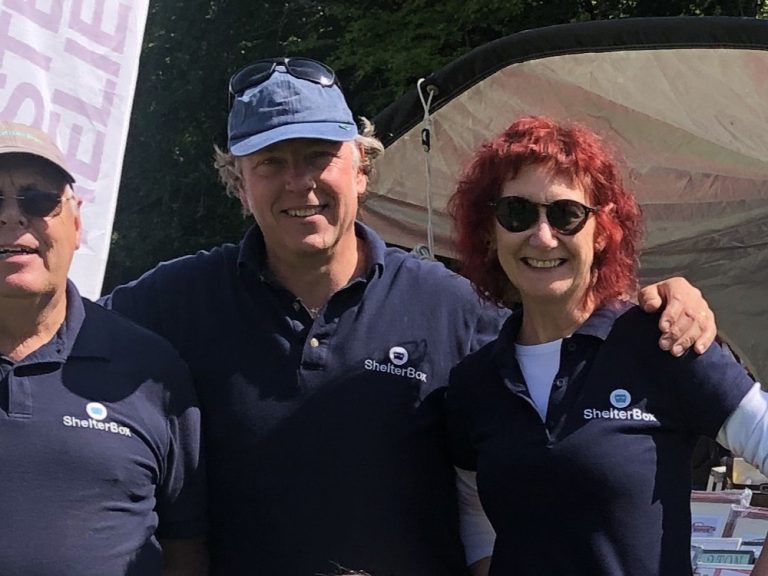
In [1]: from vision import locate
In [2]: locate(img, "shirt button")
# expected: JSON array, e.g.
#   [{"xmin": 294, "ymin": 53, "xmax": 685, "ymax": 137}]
[
  {"xmin": 309, "ymin": 337, "xmax": 320, "ymax": 348},
  {"xmin": 555, "ymin": 377, "xmax": 566, "ymax": 388}
]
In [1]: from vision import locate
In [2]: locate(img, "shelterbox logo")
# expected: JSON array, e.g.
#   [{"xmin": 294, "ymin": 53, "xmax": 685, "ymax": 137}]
[
  {"xmin": 62, "ymin": 402, "xmax": 132, "ymax": 437},
  {"xmin": 364, "ymin": 345, "xmax": 428, "ymax": 383},
  {"xmin": 583, "ymin": 389, "xmax": 657, "ymax": 422}
]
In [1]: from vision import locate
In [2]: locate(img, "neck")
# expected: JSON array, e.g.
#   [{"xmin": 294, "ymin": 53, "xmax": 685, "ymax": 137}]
[
  {"xmin": 0, "ymin": 290, "xmax": 67, "ymax": 361},
  {"xmin": 517, "ymin": 295, "xmax": 595, "ymax": 345},
  {"xmin": 266, "ymin": 234, "xmax": 367, "ymax": 310}
]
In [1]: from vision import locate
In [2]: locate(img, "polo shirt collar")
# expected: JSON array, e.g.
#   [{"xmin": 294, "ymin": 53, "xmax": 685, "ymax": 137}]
[
  {"xmin": 575, "ymin": 300, "xmax": 634, "ymax": 340},
  {"xmin": 356, "ymin": 221, "xmax": 387, "ymax": 273},
  {"xmin": 492, "ymin": 298, "xmax": 633, "ymax": 357},
  {"xmin": 14, "ymin": 280, "xmax": 90, "ymax": 366},
  {"xmin": 236, "ymin": 221, "xmax": 386, "ymax": 280},
  {"xmin": 67, "ymin": 281, "xmax": 110, "ymax": 360},
  {"xmin": 237, "ymin": 224, "xmax": 268, "ymax": 272}
]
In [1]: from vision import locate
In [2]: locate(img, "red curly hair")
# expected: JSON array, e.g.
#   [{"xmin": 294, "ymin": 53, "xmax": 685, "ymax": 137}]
[{"xmin": 448, "ymin": 115, "xmax": 643, "ymax": 308}]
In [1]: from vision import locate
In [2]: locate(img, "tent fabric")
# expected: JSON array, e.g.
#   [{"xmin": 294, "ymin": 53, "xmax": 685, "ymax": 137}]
[{"xmin": 365, "ymin": 16, "xmax": 768, "ymax": 380}]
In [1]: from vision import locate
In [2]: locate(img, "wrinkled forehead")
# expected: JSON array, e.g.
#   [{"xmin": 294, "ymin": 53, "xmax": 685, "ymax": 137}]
[
  {"xmin": 0, "ymin": 153, "xmax": 70, "ymax": 189},
  {"xmin": 236, "ymin": 138, "xmax": 361, "ymax": 170},
  {"xmin": 255, "ymin": 137, "xmax": 345, "ymax": 153}
]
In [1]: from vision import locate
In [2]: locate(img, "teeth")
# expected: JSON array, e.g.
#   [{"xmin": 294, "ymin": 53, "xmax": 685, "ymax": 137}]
[
  {"xmin": 286, "ymin": 206, "xmax": 323, "ymax": 217},
  {"xmin": 524, "ymin": 258, "xmax": 563, "ymax": 269},
  {"xmin": 0, "ymin": 247, "xmax": 35, "ymax": 255}
]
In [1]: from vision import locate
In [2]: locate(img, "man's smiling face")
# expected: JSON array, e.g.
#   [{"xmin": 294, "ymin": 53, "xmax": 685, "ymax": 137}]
[
  {"xmin": 237, "ymin": 138, "xmax": 366, "ymax": 261},
  {"xmin": 0, "ymin": 155, "xmax": 81, "ymax": 300}
]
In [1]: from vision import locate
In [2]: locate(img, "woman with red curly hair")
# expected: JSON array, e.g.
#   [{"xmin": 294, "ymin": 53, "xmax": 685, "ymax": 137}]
[{"xmin": 445, "ymin": 116, "xmax": 768, "ymax": 576}]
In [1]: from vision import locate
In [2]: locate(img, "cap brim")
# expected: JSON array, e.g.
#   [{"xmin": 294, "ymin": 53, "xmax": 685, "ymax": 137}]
[
  {"xmin": 0, "ymin": 149, "xmax": 75, "ymax": 184},
  {"xmin": 230, "ymin": 121, "xmax": 358, "ymax": 157}
]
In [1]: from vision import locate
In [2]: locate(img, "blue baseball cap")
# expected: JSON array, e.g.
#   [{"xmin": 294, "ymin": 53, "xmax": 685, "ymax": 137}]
[{"xmin": 228, "ymin": 65, "xmax": 358, "ymax": 157}]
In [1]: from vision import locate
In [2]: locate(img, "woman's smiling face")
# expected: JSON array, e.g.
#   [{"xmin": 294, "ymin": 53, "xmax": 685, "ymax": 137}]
[{"xmin": 495, "ymin": 164, "xmax": 596, "ymax": 310}]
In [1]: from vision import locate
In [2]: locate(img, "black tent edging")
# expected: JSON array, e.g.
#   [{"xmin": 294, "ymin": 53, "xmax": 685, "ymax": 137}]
[{"xmin": 373, "ymin": 16, "xmax": 768, "ymax": 147}]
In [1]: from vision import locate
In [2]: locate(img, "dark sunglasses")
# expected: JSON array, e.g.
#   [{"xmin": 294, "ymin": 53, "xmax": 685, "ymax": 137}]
[
  {"xmin": 491, "ymin": 196, "xmax": 598, "ymax": 235},
  {"xmin": 0, "ymin": 188, "xmax": 68, "ymax": 218},
  {"xmin": 229, "ymin": 57, "xmax": 336, "ymax": 97}
]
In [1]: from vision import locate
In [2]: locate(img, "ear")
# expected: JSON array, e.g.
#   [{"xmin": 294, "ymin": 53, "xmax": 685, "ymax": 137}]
[
  {"xmin": 355, "ymin": 171, "xmax": 367, "ymax": 197},
  {"xmin": 235, "ymin": 177, "xmax": 253, "ymax": 217},
  {"xmin": 486, "ymin": 232, "xmax": 497, "ymax": 258},
  {"xmin": 355, "ymin": 148, "xmax": 368, "ymax": 197},
  {"xmin": 594, "ymin": 231, "xmax": 607, "ymax": 253},
  {"xmin": 232, "ymin": 157, "xmax": 252, "ymax": 216},
  {"xmin": 236, "ymin": 183, "xmax": 248, "ymax": 210},
  {"xmin": 72, "ymin": 194, "xmax": 83, "ymax": 250},
  {"xmin": 594, "ymin": 203, "xmax": 616, "ymax": 253}
]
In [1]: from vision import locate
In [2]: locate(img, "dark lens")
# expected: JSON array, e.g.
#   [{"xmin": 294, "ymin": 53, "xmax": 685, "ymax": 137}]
[
  {"xmin": 494, "ymin": 196, "xmax": 539, "ymax": 233},
  {"xmin": 18, "ymin": 189, "xmax": 63, "ymax": 218},
  {"xmin": 286, "ymin": 58, "xmax": 335, "ymax": 87},
  {"xmin": 229, "ymin": 62, "xmax": 276, "ymax": 95},
  {"xmin": 547, "ymin": 199, "xmax": 589, "ymax": 235}
]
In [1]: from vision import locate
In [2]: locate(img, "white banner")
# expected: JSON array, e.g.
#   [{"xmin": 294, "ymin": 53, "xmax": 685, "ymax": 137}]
[{"xmin": 0, "ymin": 0, "xmax": 149, "ymax": 299}]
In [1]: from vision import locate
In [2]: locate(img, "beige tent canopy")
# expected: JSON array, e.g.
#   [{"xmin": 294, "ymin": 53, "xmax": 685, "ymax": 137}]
[{"xmin": 366, "ymin": 16, "xmax": 768, "ymax": 379}]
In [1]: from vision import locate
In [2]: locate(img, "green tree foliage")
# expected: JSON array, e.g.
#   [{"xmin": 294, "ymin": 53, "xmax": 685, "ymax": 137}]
[
  {"xmin": 298, "ymin": 0, "xmax": 535, "ymax": 117},
  {"xmin": 103, "ymin": 0, "xmax": 764, "ymax": 292}
]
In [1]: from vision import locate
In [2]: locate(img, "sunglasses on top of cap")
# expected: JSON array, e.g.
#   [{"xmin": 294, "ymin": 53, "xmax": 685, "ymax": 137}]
[
  {"xmin": 0, "ymin": 187, "xmax": 70, "ymax": 219},
  {"xmin": 229, "ymin": 57, "xmax": 337, "ymax": 97},
  {"xmin": 491, "ymin": 196, "xmax": 599, "ymax": 236}
]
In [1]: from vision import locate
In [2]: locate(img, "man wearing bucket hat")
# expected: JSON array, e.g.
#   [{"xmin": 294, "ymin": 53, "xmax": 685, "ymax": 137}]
[
  {"xmin": 0, "ymin": 122, "xmax": 207, "ymax": 575},
  {"xmin": 102, "ymin": 57, "xmax": 717, "ymax": 575}
]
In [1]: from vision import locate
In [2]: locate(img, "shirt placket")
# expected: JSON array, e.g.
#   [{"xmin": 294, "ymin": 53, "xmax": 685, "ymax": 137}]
[
  {"xmin": 500, "ymin": 361, "xmax": 553, "ymax": 442},
  {"xmin": 296, "ymin": 279, "xmax": 366, "ymax": 391},
  {"xmin": 7, "ymin": 372, "xmax": 32, "ymax": 419},
  {"xmin": 546, "ymin": 336, "xmax": 596, "ymax": 438}
]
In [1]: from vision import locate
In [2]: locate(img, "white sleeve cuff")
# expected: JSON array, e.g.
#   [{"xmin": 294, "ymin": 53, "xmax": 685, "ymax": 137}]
[
  {"xmin": 455, "ymin": 466, "xmax": 495, "ymax": 566},
  {"xmin": 717, "ymin": 382, "xmax": 768, "ymax": 475}
]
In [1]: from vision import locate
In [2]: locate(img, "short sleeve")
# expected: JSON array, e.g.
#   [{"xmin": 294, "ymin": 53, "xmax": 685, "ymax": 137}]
[
  {"xmin": 155, "ymin": 365, "xmax": 207, "ymax": 539},
  {"xmin": 670, "ymin": 340, "xmax": 755, "ymax": 438},
  {"xmin": 99, "ymin": 264, "xmax": 175, "ymax": 338},
  {"xmin": 469, "ymin": 304, "xmax": 508, "ymax": 354},
  {"xmin": 446, "ymin": 363, "xmax": 480, "ymax": 472}
]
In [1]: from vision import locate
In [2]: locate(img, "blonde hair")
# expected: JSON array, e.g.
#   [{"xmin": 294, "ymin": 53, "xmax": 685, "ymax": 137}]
[{"xmin": 213, "ymin": 117, "xmax": 384, "ymax": 200}]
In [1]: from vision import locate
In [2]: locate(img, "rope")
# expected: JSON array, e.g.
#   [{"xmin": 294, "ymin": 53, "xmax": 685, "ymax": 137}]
[{"xmin": 416, "ymin": 78, "xmax": 438, "ymax": 259}]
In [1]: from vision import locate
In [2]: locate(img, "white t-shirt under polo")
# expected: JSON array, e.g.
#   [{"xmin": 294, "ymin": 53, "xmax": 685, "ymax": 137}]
[{"xmin": 514, "ymin": 338, "xmax": 562, "ymax": 421}]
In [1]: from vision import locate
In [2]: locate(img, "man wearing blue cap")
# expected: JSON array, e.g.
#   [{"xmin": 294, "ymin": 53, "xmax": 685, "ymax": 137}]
[{"xmin": 102, "ymin": 57, "xmax": 717, "ymax": 575}]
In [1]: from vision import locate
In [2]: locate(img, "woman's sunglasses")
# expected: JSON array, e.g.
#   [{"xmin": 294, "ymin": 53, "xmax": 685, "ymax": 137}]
[
  {"xmin": 491, "ymin": 196, "xmax": 598, "ymax": 236},
  {"xmin": 229, "ymin": 57, "xmax": 337, "ymax": 97},
  {"xmin": 0, "ymin": 188, "xmax": 68, "ymax": 218}
]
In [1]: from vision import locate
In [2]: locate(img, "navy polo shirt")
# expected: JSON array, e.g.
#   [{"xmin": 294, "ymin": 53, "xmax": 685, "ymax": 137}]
[
  {"xmin": 0, "ymin": 282, "xmax": 206, "ymax": 575},
  {"xmin": 447, "ymin": 301, "xmax": 754, "ymax": 576},
  {"xmin": 102, "ymin": 222, "xmax": 508, "ymax": 576}
]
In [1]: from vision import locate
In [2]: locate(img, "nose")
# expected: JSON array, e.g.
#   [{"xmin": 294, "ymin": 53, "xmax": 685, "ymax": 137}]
[
  {"xmin": 284, "ymin": 161, "xmax": 317, "ymax": 194},
  {"xmin": 0, "ymin": 196, "xmax": 28, "ymax": 228},
  {"xmin": 528, "ymin": 211, "xmax": 558, "ymax": 249}
]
